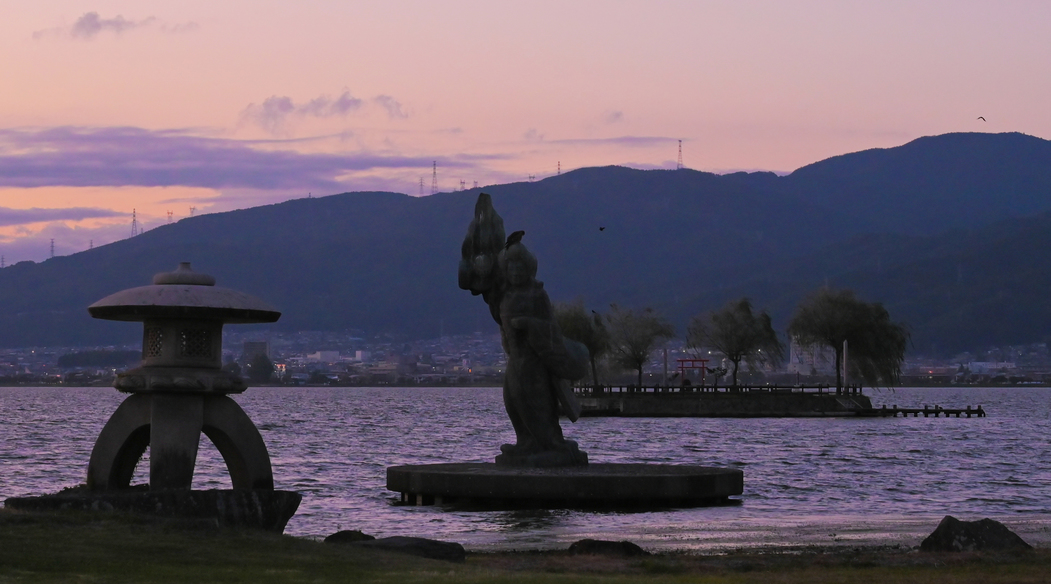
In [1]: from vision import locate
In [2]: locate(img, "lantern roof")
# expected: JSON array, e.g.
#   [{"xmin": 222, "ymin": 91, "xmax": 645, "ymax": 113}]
[{"xmin": 88, "ymin": 262, "xmax": 281, "ymax": 324}]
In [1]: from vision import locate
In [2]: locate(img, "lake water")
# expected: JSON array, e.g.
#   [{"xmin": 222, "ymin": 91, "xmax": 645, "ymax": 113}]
[{"xmin": 2, "ymin": 386, "xmax": 1050, "ymax": 551}]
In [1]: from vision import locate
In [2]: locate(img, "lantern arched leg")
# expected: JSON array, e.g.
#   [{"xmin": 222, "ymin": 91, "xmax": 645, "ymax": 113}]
[
  {"xmin": 202, "ymin": 396, "xmax": 275, "ymax": 490},
  {"xmin": 87, "ymin": 394, "xmax": 152, "ymax": 490}
]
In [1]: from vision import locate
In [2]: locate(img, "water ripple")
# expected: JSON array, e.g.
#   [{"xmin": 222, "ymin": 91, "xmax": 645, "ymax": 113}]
[{"xmin": 2, "ymin": 386, "xmax": 1051, "ymax": 549}]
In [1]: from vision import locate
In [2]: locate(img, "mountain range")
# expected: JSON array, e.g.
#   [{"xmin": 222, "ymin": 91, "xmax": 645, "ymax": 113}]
[{"xmin": 2, "ymin": 131, "xmax": 1050, "ymax": 356}]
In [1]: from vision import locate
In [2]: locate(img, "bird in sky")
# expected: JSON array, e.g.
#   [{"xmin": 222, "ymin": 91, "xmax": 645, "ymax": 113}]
[
  {"xmin": 978, "ymin": 116, "xmax": 986, "ymax": 121},
  {"xmin": 599, "ymin": 226, "xmax": 606, "ymax": 231}
]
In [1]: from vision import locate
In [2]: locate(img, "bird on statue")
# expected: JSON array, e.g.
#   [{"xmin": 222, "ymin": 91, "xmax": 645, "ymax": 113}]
[{"xmin": 505, "ymin": 230, "xmax": 525, "ymax": 249}]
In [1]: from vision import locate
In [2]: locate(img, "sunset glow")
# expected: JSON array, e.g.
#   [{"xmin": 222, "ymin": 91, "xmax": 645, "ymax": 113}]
[{"xmin": 2, "ymin": 1, "xmax": 1049, "ymax": 261}]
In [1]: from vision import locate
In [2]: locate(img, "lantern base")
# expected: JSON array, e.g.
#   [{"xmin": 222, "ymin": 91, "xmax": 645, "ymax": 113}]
[{"xmin": 5, "ymin": 488, "xmax": 301, "ymax": 533}]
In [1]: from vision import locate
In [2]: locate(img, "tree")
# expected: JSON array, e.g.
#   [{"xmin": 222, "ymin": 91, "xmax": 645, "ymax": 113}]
[
  {"xmin": 605, "ymin": 304, "xmax": 675, "ymax": 387},
  {"xmin": 687, "ymin": 298, "xmax": 784, "ymax": 387},
  {"xmin": 787, "ymin": 288, "xmax": 909, "ymax": 388},
  {"xmin": 554, "ymin": 300, "xmax": 610, "ymax": 388},
  {"xmin": 246, "ymin": 353, "xmax": 275, "ymax": 383}
]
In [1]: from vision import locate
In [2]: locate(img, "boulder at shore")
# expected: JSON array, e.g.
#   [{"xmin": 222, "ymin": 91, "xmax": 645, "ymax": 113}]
[
  {"xmin": 920, "ymin": 516, "xmax": 1032, "ymax": 552},
  {"xmin": 568, "ymin": 539, "xmax": 650, "ymax": 556}
]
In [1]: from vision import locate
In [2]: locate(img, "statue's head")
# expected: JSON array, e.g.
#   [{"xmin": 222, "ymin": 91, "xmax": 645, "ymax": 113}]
[{"xmin": 498, "ymin": 242, "xmax": 537, "ymax": 287}]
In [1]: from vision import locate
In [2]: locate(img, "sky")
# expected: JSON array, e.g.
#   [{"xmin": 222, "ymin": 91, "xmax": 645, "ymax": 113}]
[{"xmin": 1, "ymin": 1, "xmax": 1049, "ymax": 263}]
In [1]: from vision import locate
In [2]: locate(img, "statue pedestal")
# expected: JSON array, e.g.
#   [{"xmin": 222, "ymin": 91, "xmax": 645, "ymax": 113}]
[{"xmin": 387, "ymin": 463, "xmax": 742, "ymax": 508}]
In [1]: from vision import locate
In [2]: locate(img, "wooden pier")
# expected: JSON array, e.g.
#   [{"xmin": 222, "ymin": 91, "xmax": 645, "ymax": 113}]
[
  {"xmin": 860, "ymin": 404, "xmax": 986, "ymax": 418},
  {"xmin": 572, "ymin": 385, "xmax": 986, "ymax": 419}
]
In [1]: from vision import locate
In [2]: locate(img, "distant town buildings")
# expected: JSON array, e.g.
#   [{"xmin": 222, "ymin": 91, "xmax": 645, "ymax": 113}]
[{"xmin": 7, "ymin": 333, "xmax": 1051, "ymax": 387}]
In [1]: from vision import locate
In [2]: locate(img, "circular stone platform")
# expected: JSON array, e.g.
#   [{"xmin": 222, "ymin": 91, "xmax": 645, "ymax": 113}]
[{"xmin": 387, "ymin": 463, "xmax": 742, "ymax": 508}]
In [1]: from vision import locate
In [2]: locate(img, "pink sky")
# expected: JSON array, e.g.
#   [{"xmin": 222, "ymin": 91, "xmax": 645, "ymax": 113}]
[{"xmin": 1, "ymin": 1, "xmax": 1049, "ymax": 262}]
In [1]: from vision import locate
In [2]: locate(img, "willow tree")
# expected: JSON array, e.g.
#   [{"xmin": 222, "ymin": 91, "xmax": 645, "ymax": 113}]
[
  {"xmin": 687, "ymin": 298, "xmax": 784, "ymax": 387},
  {"xmin": 605, "ymin": 304, "xmax": 675, "ymax": 387},
  {"xmin": 787, "ymin": 288, "xmax": 909, "ymax": 388},
  {"xmin": 554, "ymin": 300, "xmax": 610, "ymax": 389}
]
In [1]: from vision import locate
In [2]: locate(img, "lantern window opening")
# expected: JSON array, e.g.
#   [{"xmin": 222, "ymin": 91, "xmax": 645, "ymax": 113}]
[
  {"xmin": 145, "ymin": 328, "xmax": 164, "ymax": 358},
  {"xmin": 180, "ymin": 328, "xmax": 213, "ymax": 359}
]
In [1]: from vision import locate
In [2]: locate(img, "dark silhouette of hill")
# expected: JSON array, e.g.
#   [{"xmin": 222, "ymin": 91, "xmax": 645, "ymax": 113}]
[
  {"xmin": 782, "ymin": 132, "xmax": 1051, "ymax": 234},
  {"xmin": 682, "ymin": 212, "xmax": 1051, "ymax": 356},
  {"xmin": 2, "ymin": 131, "xmax": 1050, "ymax": 353}
]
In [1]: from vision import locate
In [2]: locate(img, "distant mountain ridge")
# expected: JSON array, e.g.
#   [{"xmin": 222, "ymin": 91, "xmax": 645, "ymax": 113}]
[{"xmin": 2, "ymin": 131, "xmax": 1050, "ymax": 355}]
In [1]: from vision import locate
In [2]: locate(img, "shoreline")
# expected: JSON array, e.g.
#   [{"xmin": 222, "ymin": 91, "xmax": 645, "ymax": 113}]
[
  {"xmin": 420, "ymin": 513, "xmax": 1051, "ymax": 554},
  {"xmin": 2, "ymin": 507, "xmax": 1048, "ymax": 584}
]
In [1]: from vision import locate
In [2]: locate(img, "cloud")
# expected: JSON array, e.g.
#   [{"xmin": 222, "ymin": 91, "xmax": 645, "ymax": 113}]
[
  {"xmin": 241, "ymin": 91, "xmax": 364, "ymax": 134},
  {"xmin": 71, "ymin": 12, "xmax": 148, "ymax": 38},
  {"xmin": 550, "ymin": 136, "xmax": 678, "ymax": 147},
  {"xmin": 33, "ymin": 12, "xmax": 197, "ymax": 40},
  {"xmin": 0, "ymin": 126, "xmax": 487, "ymax": 192},
  {"xmin": 0, "ymin": 207, "xmax": 124, "ymax": 228},
  {"xmin": 374, "ymin": 95, "xmax": 408, "ymax": 119},
  {"xmin": 605, "ymin": 111, "xmax": 624, "ymax": 124}
]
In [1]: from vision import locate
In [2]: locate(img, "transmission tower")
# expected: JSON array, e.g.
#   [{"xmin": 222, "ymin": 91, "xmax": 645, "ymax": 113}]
[
  {"xmin": 430, "ymin": 161, "xmax": 437, "ymax": 195},
  {"xmin": 419, "ymin": 177, "xmax": 424, "ymax": 195},
  {"xmin": 189, "ymin": 206, "xmax": 196, "ymax": 217},
  {"xmin": 50, "ymin": 239, "xmax": 55, "ymax": 258},
  {"xmin": 557, "ymin": 161, "xmax": 561, "ymax": 175},
  {"xmin": 459, "ymin": 179, "xmax": 466, "ymax": 191},
  {"xmin": 89, "ymin": 240, "xmax": 93, "ymax": 250},
  {"xmin": 167, "ymin": 211, "xmax": 173, "ymax": 224},
  {"xmin": 130, "ymin": 209, "xmax": 138, "ymax": 237},
  {"xmin": 473, "ymin": 181, "xmax": 479, "ymax": 189},
  {"xmin": 677, "ymin": 140, "xmax": 684, "ymax": 170}
]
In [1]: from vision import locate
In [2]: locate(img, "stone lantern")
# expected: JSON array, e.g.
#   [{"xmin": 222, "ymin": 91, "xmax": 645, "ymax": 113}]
[{"xmin": 86, "ymin": 262, "xmax": 281, "ymax": 492}]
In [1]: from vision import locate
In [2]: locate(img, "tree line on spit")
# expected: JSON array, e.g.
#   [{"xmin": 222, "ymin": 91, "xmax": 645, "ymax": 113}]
[{"xmin": 556, "ymin": 287, "xmax": 909, "ymax": 390}]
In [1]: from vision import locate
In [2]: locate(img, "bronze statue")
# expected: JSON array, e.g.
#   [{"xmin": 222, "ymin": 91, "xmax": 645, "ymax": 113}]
[{"xmin": 459, "ymin": 193, "xmax": 589, "ymax": 467}]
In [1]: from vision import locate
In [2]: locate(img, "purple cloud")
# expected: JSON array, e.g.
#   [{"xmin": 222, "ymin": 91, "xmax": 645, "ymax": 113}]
[
  {"xmin": 551, "ymin": 136, "xmax": 678, "ymax": 147},
  {"xmin": 0, "ymin": 207, "xmax": 124, "ymax": 227},
  {"xmin": 241, "ymin": 91, "xmax": 364, "ymax": 133},
  {"xmin": 71, "ymin": 12, "xmax": 146, "ymax": 38},
  {"xmin": 374, "ymin": 95, "xmax": 408, "ymax": 119},
  {"xmin": 0, "ymin": 126, "xmax": 489, "ymax": 191},
  {"xmin": 32, "ymin": 12, "xmax": 196, "ymax": 40}
]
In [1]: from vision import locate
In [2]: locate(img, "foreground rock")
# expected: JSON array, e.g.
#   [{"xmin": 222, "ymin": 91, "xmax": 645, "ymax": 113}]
[
  {"xmin": 921, "ymin": 516, "xmax": 1032, "ymax": 552},
  {"xmin": 350, "ymin": 536, "xmax": 466, "ymax": 562},
  {"xmin": 568, "ymin": 539, "xmax": 650, "ymax": 556},
  {"xmin": 4, "ymin": 488, "xmax": 301, "ymax": 533},
  {"xmin": 324, "ymin": 530, "xmax": 376, "ymax": 543}
]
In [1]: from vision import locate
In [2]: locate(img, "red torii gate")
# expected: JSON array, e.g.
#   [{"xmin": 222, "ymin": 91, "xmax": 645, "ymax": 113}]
[{"xmin": 677, "ymin": 358, "xmax": 709, "ymax": 385}]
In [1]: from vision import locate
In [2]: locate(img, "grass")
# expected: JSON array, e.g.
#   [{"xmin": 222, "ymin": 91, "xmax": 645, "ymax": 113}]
[{"xmin": 1, "ymin": 508, "xmax": 1049, "ymax": 583}]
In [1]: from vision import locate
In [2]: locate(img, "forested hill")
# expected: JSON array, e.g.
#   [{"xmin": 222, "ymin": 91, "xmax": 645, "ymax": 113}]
[{"xmin": 1, "ymin": 131, "xmax": 1050, "ymax": 354}]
